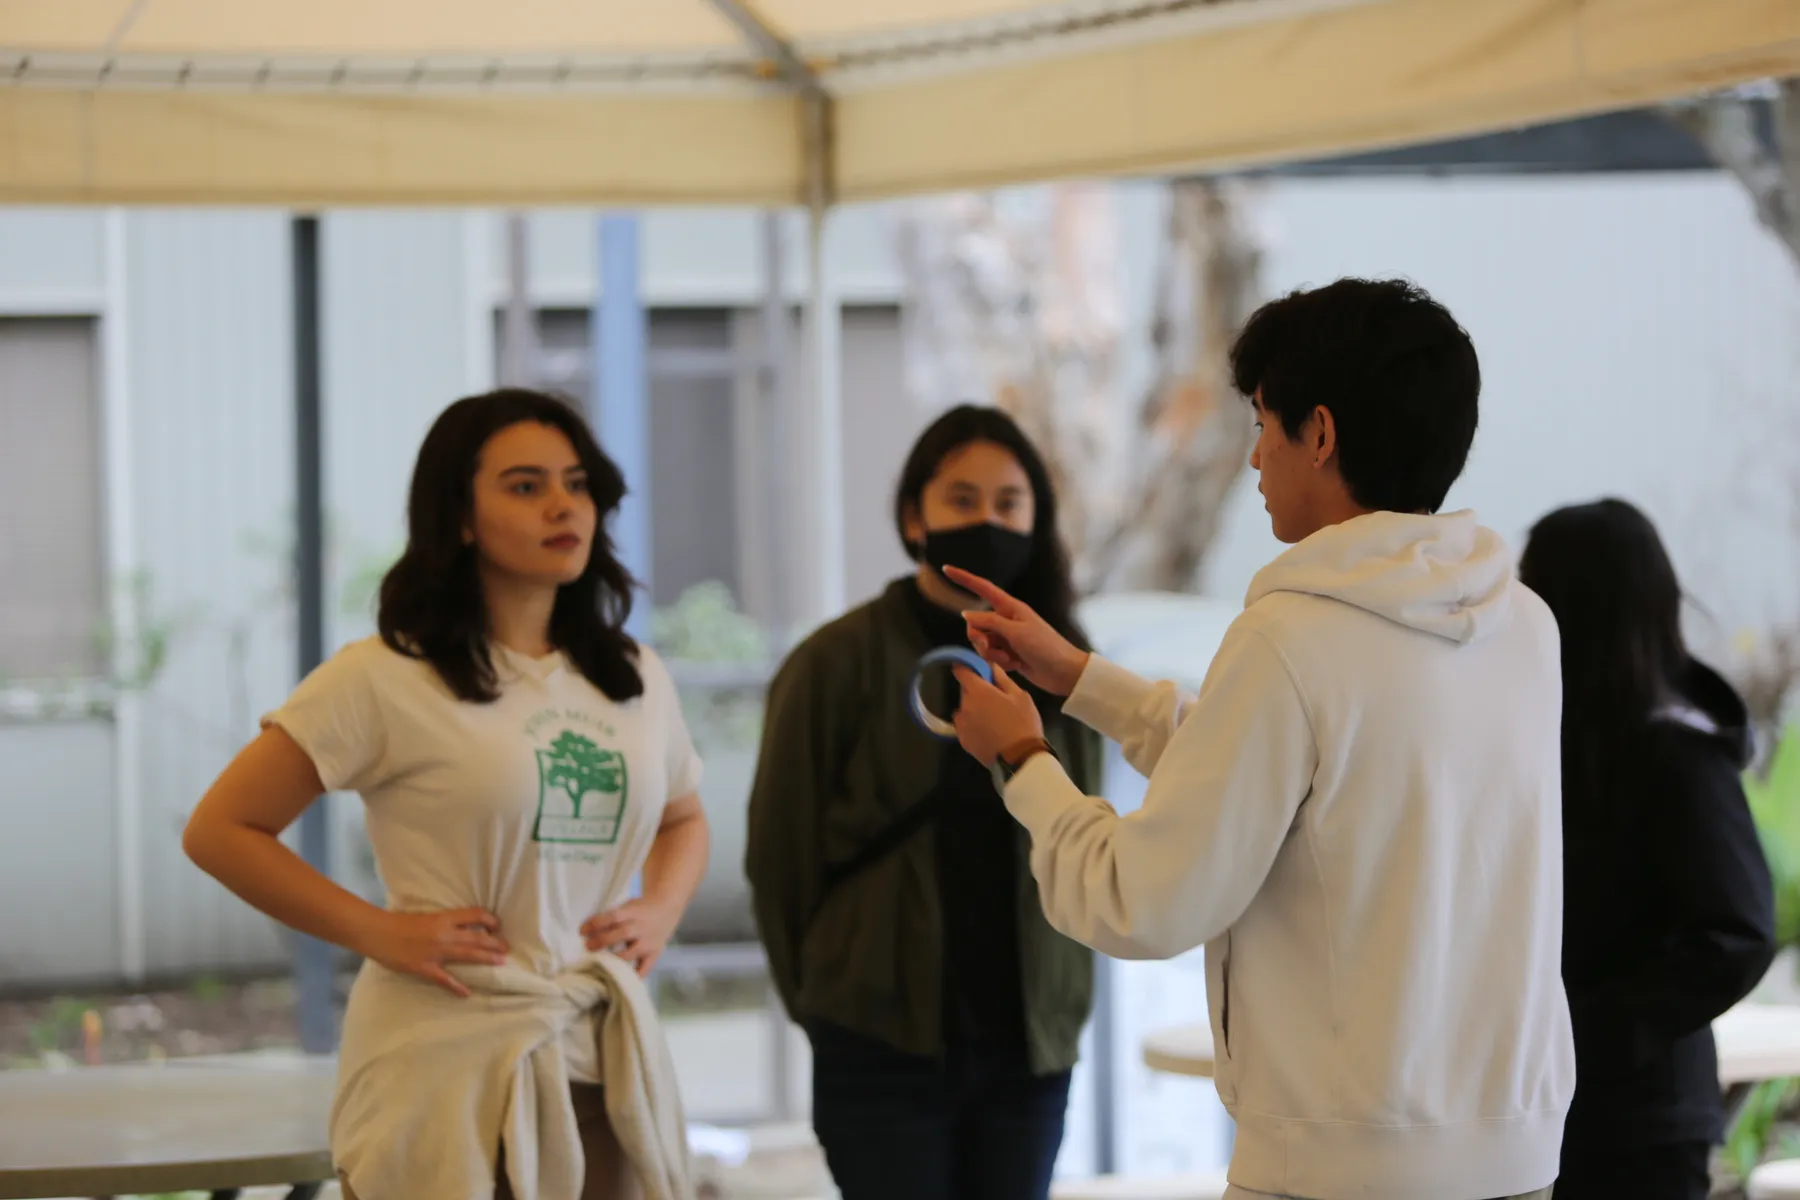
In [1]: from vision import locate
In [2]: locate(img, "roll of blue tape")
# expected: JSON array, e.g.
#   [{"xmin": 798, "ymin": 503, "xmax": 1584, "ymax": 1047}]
[{"xmin": 909, "ymin": 645, "xmax": 994, "ymax": 739}]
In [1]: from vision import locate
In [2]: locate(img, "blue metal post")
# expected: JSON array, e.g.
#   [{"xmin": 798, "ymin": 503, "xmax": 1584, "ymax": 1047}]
[
  {"xmin": 590, "ymin": 213, "xmax": 651, "ymax": 642},
  {"xmin": 291, "ymin": 213, "xmax": 337, "ymax": 1055}
]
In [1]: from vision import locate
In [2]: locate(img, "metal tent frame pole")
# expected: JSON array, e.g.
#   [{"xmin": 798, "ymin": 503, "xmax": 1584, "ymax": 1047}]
[
  {"xmin": 709, "ymin": 0, "xmax": 842, "ymax": 635},
  {"xmin": 797, "ymin": 153, "xmax": 844, "ymax": 630}
]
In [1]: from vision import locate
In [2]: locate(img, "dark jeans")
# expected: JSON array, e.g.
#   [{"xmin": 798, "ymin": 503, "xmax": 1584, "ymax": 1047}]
[
  {"xmin": 808, "ymin": 1021, "xmax": 1072, "ymax": 1200},
  {"xmin": 1555, "ymin": 1139, "xmax": 1711, "ymax": 1200}
]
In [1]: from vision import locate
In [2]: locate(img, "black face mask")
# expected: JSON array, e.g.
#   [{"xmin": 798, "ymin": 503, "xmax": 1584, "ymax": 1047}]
[{"xmin": 920, "ymin": 522, "xmax": 1033, "ymax": 592}]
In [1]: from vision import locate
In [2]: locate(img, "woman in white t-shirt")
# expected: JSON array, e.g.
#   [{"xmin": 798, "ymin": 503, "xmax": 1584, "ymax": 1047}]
[{"xmin": 183, "ymin": 388, "xmax": 709, "ymax": 1200}]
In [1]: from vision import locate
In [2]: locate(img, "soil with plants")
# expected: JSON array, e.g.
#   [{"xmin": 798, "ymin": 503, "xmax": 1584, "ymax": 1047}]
[{"xmin": 0, "ymin": 975, "xmax": 301, "ymax": 1069}]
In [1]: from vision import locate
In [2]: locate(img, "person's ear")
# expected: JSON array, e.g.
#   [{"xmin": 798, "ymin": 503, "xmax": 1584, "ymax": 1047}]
[{"xmin": 1309, "ymin": 405, "xmax": 1338, "ymax": 469}]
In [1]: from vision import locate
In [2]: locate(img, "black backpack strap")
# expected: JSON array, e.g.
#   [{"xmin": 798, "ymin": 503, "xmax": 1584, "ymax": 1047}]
[{"xmin": 817, "ymin": 791, "xmax": 945, "ymax": 900}]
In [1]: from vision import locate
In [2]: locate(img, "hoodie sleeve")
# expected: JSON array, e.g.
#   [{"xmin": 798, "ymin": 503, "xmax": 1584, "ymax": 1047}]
[
  {"xmin": 1002, "ymin": 621, "xmax": 1316, "ymax": 960},
  {"xmin": 1567, "ymin": 728, "xmax": 1776, "ymax": 1051},
  {"xmin": 1063, "ymin": 655, "xmax": 1198, "ymax": 780}
]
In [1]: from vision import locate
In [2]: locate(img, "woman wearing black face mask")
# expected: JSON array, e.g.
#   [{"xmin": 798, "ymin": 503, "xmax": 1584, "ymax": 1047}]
[{"xmin": 746, "ymin": 405, "xmax": 1101, "ymax": 1200}]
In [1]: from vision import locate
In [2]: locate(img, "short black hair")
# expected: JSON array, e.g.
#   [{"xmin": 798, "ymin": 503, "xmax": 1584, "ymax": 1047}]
[{"xmin": 1230, "ymin": 277, "xmax": 1480, "ymax": 514}]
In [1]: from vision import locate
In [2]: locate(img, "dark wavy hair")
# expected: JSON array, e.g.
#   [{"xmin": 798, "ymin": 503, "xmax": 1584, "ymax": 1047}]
[
  {"xmin": 892, "ymin": 404, "xmax": 1089, "ymax": 654},
  {"xmin": 377, "ymin": 388, "xmax": 643, "ymax": 704}
]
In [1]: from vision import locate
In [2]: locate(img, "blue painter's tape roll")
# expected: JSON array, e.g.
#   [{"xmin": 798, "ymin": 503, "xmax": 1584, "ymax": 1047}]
[{"xmin": 909, "ymin": 645, "xmax": 994, "ymax": 739}]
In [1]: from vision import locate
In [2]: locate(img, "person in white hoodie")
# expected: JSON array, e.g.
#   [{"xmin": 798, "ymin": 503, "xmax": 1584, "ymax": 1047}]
[{"xmin": 946, "ymin": 277, "xmax": 1573, "ymax": 1200}]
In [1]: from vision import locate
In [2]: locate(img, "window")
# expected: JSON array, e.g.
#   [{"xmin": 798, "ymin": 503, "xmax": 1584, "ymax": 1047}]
[
  {"xmin": 0, "ymin": 317, "xmax": 104, "ymax": 682},
  {"xmin": 837, "ymin": 305, "xmax": 914, "ymax": 607}
]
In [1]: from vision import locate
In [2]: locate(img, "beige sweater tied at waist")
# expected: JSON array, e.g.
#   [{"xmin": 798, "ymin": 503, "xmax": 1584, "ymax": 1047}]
[{"xmin": 330, "ymin": 952, "xmax": 693, "ymax": 1200}]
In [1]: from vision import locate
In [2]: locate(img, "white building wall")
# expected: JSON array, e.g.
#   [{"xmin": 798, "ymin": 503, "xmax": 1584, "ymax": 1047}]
[
  {"xmin": 122, "ymin": 210, "xmax": 297, "ymax": 977},
  {"xmin": 321, "ymin": 210, "xmax": 493, "ymax": 646},
  {"xmin": 0, "ymin": 208, "xmax": 105, "ymax": 310},
  {"xmin": 0, "ymin": 209, "xmax": 116, "ymax": 986},
  {"xmin": 509, "ymin": 205, "xmax": 904, "ymax": 308},
  {"xmin": 1192, "ymin": 174, "xmax": 1800, "ymax": 653}
]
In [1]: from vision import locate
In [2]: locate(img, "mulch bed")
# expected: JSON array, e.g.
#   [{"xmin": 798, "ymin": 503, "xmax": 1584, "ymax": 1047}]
[{"xmin": 0, "ymin": 976, "xmax": 301, "ymax": 1068}]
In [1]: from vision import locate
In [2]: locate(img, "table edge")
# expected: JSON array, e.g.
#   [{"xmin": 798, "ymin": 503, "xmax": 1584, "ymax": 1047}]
[{"xmin": 0, "ymin": 1149, "xmax": 336, "ymax": 1199}]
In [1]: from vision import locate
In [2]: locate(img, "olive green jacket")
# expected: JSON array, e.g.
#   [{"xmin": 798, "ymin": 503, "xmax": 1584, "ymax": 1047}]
[{"xmin": 744, "ymin": 579, "xmax": 1102, "ymax": 1075}]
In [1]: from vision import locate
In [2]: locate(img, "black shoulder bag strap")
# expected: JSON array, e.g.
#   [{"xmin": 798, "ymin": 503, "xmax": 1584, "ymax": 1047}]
[
  {"xmin": 817, "ymin": 791, "xmax": 945, "ymax": 899},
  {"xmin": 809, "ymin": 621, "xmax": 946, "ymax": 919}
]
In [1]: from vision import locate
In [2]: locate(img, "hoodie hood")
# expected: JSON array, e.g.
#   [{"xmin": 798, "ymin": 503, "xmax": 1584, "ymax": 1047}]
[
  {"xmin": 1245, "ymin": 510, "xmax": 1514, "ymax": 645},
  {"xmin": 1659, "ymin": 659, "xmax": 1754, "ymax": 769}
]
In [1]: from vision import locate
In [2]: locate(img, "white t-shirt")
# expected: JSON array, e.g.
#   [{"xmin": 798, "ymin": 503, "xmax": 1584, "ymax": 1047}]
[{"xmin": 267, "ymin": 635, "xmax": 703, "ymax": 1083}]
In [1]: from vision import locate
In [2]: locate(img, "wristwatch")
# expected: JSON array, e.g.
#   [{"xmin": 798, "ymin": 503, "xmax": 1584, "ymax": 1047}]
[{"xmin": 994, "ymin": 736, "xmax": 1056, "ymax": 787}]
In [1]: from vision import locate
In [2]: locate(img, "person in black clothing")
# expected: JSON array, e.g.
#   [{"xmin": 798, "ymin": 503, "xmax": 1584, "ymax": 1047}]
[
  {"xmin": 746, "ymin": 405, "xmax": 1102, "ymax": 1200},
  {"xmin": 1519, "ymin": 498, "xmax": 1777, "ymax": 1200}
]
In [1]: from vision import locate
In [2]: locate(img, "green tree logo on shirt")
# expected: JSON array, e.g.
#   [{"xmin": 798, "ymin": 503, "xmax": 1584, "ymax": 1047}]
[{"xmin": 534, "ymin": 729, "xmax": 629, "ymax": 845}]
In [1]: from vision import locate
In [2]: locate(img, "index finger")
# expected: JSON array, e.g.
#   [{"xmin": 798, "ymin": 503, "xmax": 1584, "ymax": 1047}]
[
  {"xmin": 943, "ymin": 566, "xmax": 1019, "ymax": 615},
  {"xmin": 449, "ymin": 908, "xmax": 501, "ymax": 931},
  {"xmin": 586, "ymin": 912, "xmax": 631, "ymax": 938},
  {"xmin": 454, "ymin": 930, "xmax": 510, "ymax": 955}
]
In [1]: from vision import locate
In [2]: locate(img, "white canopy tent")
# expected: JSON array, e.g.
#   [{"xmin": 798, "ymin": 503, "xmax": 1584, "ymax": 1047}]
[{"xmin": 2, "ymin": 0, "xmax": 1798, "ymax": 207}]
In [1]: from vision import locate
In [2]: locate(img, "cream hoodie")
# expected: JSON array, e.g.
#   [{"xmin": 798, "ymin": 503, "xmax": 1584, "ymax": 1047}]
[{"xmin": 1004, "ymin": 510, "xmax": 1573, "ymax": 1200}]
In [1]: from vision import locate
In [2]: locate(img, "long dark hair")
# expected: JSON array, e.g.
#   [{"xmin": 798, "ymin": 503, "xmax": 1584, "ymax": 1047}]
[
  {"xmin": 1519, "ymin": 498, "xmax": 1691, "ymax": 803},
  {"xmin": 378, "ymin": 388, "xmax": 643, "ymax": 704},
  {"xmin": 892, "ymin": 405, "xmax": 1089, "ymax": 653}
]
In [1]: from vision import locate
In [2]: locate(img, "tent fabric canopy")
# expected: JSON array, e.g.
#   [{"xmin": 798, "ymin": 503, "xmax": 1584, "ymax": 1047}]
[{"xmin": 2, "ymin": 0, "xmax": 1798, "ymax": 206}]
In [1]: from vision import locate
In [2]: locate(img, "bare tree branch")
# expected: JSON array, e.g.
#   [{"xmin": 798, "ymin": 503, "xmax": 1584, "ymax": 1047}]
[
  {"xmin": 1667, "ymin": 77, "xmax": 1800, "ymax": 741},
  {"xmin": 895, "ymin": 185, "xmax": 1128, "ymax": 585},
  {"xmin": 894, "ymin": 180, "xmax": 1267, "ymax": 597},
  {"xmin": 1666, "ymin": 82, "xmax": 1800, "ymax": 270},
  {"xmin": 1090, "ymin": 179, "xmax": 1264, "ymax": 594}
]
